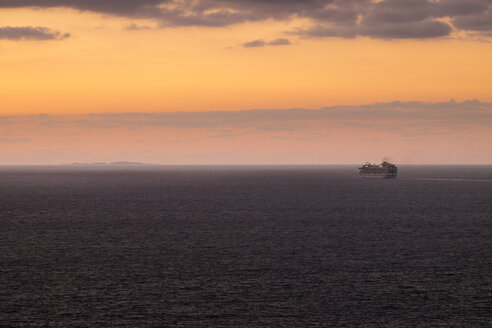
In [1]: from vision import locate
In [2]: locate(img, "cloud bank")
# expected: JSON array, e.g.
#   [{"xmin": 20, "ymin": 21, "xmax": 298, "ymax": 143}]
[
  {"xmin": 1, "ymin": 100, "xmax": 490, "ymax": 131},
  {"xmin": 0, "ymin": 26, "xmax": 70, "ymax": 40},
  {"xmin": 1, "ymin": 0, "xmax": 491, "ymax": 39},
  {"xmin": 1, "ymin": 100, "xmax": 491, "ymax": 165}
]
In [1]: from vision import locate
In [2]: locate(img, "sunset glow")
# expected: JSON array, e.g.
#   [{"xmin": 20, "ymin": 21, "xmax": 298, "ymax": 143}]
[{"xmin": 1, "ymin": 1, "xmax": 491, "ymax": 164}]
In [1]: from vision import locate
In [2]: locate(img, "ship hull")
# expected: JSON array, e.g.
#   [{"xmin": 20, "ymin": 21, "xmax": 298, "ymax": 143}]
[{"xmin": 360, "ymin": 173, "xmax": 396, "ymax": 179}]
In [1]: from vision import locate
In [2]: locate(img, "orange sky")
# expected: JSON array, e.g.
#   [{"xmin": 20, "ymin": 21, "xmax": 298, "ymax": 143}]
[{"xmin": 1, "ymin": 3, "xmax": 491, "ymax": 164}]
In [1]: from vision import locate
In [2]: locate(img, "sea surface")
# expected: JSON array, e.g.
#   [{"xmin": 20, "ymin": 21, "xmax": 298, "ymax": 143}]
[{"xmin": 0, "ymin": 165, "xmax": 491, "ymax": 327}]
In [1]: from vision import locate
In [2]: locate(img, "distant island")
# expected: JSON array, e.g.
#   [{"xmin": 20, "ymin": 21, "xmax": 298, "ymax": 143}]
[
  {"xmin": 109, "ymin": 161, "xmax": 144, "ymax": 165},
  {"xmin": 63, "ymin": 161, "xmax": 148, "ymax": 166}
]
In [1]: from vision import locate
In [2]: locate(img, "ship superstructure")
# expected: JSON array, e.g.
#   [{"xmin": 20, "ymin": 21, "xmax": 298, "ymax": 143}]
[{"xmin": 359, "ymin": 161, "xmax": 397, "ymax": 179}]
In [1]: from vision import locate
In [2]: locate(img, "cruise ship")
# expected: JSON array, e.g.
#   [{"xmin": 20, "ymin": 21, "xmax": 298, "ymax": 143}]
[{"xmin": 359, "ymin": 161, "xmax": 397, "ymax": 179}]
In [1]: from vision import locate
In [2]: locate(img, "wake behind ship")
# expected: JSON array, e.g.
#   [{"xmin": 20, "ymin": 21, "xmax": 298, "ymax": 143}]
[{"xmin": 359, "ymin": 161, "xmax": 397, "ymax": 179}]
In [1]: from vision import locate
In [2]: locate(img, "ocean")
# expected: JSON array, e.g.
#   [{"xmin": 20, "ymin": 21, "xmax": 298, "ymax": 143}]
[{"xmin": 0, "ymin": 166, "xmax": 491, "ymax": 327}]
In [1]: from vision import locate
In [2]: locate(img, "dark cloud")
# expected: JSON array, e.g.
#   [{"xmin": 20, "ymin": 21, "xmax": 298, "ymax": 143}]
[
  {"xmin": 0, "ymin": 0, "xmax": 492, "ymax": 39},
  {"xmin": 363, "ymin": 0, "xmax": 435, "ymax": 24},
  {"xmin": 0, "ymin": 26, "xmax": 70, "ymax": 40},
  {"xmin": 359, "ymin": 20, "xmax": 452, "ymax": 39},
  {"xmin": 0, "ymin": 0, "xmax": 165, "ymax": 16},
  {"xmin": 297, "ymin": 0, "xmax": 492, "ymax": 40},
  {"xmin": 437, "ymin": 0, "xmax": 489, "ymax": 16},
  {"xmin": 452, "ymin": 6, "xmax": 492, "ymax": 31}
]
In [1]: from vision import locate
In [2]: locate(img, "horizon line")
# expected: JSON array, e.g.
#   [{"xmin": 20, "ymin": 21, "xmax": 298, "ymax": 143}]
[{"xmin": 1, "ymin": 163, "xmax": 491, "ymax": 167}]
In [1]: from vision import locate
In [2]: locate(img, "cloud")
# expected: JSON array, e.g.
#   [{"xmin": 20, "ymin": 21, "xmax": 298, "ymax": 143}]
[
  {"xmin": 1, "ymin": 0, "xmax": 492, "ymax": 40},
  {"xmin": 268, "ymin": 38, "xmax": 291, "ymax": 46},
  {"xmin": 243, "ymin": 38, "xmax": 291, "ymax": 48},
  {"xmin": 0, "ymin": 26, "xmax": 70, "ymax": 40},
  {"xmin": 243, "ymin": 39, "xmax": 266, "ymax": 48},
  {"xmin": 0, "ymin": 137, "xmax": 29, "ymax": 143},
  {"xmin": 123, "ymin": 23, "xmax": 152, "ymax": 31}
]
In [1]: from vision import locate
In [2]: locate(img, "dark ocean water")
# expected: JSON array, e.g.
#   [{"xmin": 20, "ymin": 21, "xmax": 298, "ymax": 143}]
[{"xmin": 0, "ymin": 165, "xmax": 491, "ymax": 327}]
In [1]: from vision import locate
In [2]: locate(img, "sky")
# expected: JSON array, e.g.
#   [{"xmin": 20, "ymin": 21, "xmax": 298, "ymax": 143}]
[{"xmin": 1, "ymin": 0, "xmax": 491, "ymax": 164}]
